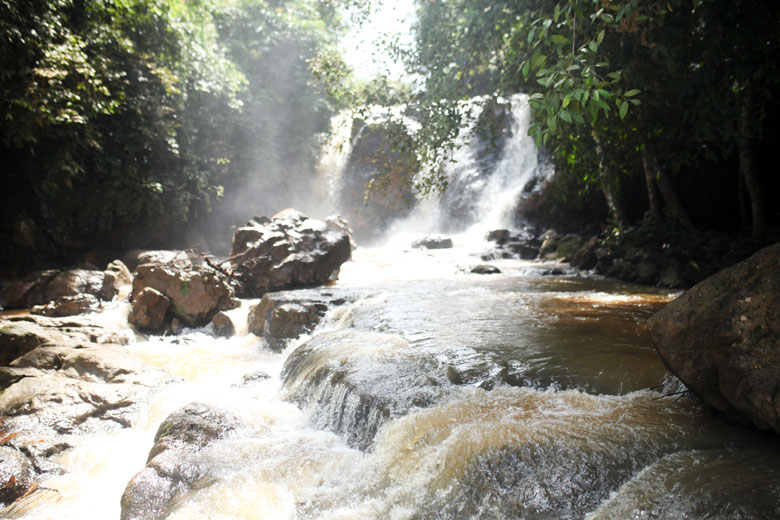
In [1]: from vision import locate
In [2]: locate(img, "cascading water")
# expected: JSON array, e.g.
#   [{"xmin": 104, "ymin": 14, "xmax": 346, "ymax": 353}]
[{"xmin": 5, "ymin": 93, "xmax": 780, "ymax": 520}]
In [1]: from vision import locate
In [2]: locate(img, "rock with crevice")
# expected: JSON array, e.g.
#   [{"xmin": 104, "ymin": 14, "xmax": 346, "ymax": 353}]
[
  {"xmin": 120, "ymin": 403, "xmax": 242, "ymax": 520},
  {"xmin": 649, "ymin": 242, "xmax": 780, "ymax": 433},
  {"xmin": 130, "ymin": 261, "xmax": 237, "ymax": 332},
  {"xmin": 229, "ymin": 209, "xmax": 352, "ymax": 298}
]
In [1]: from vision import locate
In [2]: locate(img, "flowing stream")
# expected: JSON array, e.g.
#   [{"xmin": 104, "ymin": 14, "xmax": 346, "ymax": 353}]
[{"xmin": 9, "ymin": 97, "xmax": 780, "ymax": 520}]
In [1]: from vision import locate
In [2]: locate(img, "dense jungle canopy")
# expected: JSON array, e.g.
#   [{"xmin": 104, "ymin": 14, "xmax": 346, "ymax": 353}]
[{"xmin": 1, "ymin": 0, "xmax": 778, "ymax": 271}]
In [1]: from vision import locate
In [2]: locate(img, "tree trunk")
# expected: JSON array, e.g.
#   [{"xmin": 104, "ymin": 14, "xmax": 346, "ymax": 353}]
[
  {"xmin": 642, "ymin": 146, "xmax": 695, "ymax": 231},
  {"xmin": 738, "ymin": 170, "xmax": 750, "ymax": 228},
  {"xmin": 641, "ymin": 147, "xmax": 661, "ymax": 220},
  {"xmin": 737, "ymin": 88, "xmax": 766, "ymax": 240},
  {"xmin": 591, "ymin": 129, "xmax": 627, "ymax": 229}
]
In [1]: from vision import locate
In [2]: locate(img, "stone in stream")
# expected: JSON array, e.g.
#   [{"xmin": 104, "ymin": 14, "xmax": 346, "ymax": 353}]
[
  {"xmin": 282, "ymin": 330, "xmax": 450, "ymax": 451},
  {"xmin": 411, "ymin": 235, "xmax": 453, "ymax": 250},
  {"xmin": 247, "ymin": 290, "xmax": 348, "ymax": 352},
  {"xmin": 130, "ymin": 257, "xmax": 238, "ymax": 333},
  {"xmin": 649, "ymin": 242, "xmax": 780, "ymax": 433},
  {"xmin": 210, "ymin": 311, "xmax": 235, "ymax": 338},
  {"xmin": 120, "ymin": 403, "xmax": 242, "ymax": 520},
  {"xmin": 484, "ymin": 227, "xmax": 540, "ymax": 260},
  {"xmin": 229, "ymin": 209, "xmax": 352, "ymax": 298},
  {"xmin": 471, "ymin": 264, "xmax": 501, "ymax": 275}
]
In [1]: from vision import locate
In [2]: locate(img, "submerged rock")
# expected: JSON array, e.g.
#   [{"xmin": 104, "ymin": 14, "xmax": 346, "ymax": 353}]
[
  {"xmin": 649, "ymin": 242, "xmax": 780, "ymax": 433},
  {"xmin": 120, "ymin": 403, "xmax": 242, "ymax": 520},
  {"xmin": 229, "ymin": 209, "xmax": 352, "ymax": 298},
  {"xmin": 248, "ymin": 290, "xmax": 348, "ymax": 351},
  {"xmin": 282, "ymin": 330, "xmax": 449, "ymax": 451},
  {"xmin": 411, "ymin": 235, "xmax": 453, "ymax": 250}
]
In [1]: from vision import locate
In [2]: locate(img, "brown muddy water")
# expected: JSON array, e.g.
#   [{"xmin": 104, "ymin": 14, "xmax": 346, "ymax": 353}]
[{"xmin": 7, "ymin": 245, "xmax": 780, "ymax": 520}]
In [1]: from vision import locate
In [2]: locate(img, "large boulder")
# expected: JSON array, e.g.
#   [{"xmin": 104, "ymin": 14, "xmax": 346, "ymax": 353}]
[
  {"xmin": 130, "ymin": 259, "xmax": 237, "ymax": 332},
  {"xmin": 229, "ymin": 209, "xmax": 352, "ymax": 298},
  {"xmin": 247, "ymin": 290, "xmax": 348, "ymax": 351},
  {"xmin": 649, "ymin": 243, "xmax": 780, "ymax": 433},
  {"xmin": 120, "ymin": 403, "xmax": 241, "ymax": 520}
]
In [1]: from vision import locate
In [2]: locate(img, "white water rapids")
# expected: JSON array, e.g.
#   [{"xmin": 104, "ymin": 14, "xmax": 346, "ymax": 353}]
[{"xmin": 7, "ymin": 97, "xmax": 780, "ymax": 520}]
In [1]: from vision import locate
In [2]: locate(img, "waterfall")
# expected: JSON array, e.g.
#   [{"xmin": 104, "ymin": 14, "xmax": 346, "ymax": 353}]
[{"xmin": 315, "ymin": 94, "xmax": 552, "ymax": 246}]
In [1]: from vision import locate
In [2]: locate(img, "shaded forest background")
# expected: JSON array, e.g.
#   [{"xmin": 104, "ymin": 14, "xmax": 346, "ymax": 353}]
[{"xmin": 1, "ymin": 0, "xmax": 779, "ymax": 274}]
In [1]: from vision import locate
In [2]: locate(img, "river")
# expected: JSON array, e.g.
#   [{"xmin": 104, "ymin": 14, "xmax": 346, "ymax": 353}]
[{"xmin": 9, "ymin": 236, "xmax": 780, "ymax": 520}]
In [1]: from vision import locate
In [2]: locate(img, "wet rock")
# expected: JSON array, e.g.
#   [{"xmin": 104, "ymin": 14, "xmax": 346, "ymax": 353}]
[
  {"xmin": 229, "ymin": 209, "xmax": 352, "ymax": 298},
  {"xmin": 485, "ymin": 229, "xmax": 511, "ymax": 244},
  {"xmin": 0, "ymin": 446, "xmax": 35, "ymax": 506},
  {"xmin": 120, "ymin": 403, "xmax": 241, "ymax": 520},
  {"xmin": 248, "ymin": 290, "xmax": 347, "ymax": 351},
  {"xmin": 471, "ymin": 264, "xmax": 501, "ymax": 275},
  {"xmin": 412, "ymin": 235, "xmax": 453, "ymax": 250},
  {"xmin": 1, "ymin": 314, "xmax": 133, "ymax": 346},
  {"xmin": 0, "ymin": 321, "xmax": 71, "ymax": 366},
  {"xmin": 1, "ymin": 268, "xmax": 105, "ymax": 310},
  {"xmin": 338, "ymin": 119, "xmax": 418, "ymax": 242},
  {"xmin": 649, "ymin": 243, "xmax": 780, "ymax": 433},
  {"xmin": 240, "ymin": 370, "xmax": 271, "ymax": 385},
  {"xmin": 129, "ymin": 288, "xmax": 170, "ymax": 332},
  {"xmin": 30, "ymin": 294, "xmax": 101, "ymax": 317},
  {"xmin": 570, "ymin": 236, "xmax": 600, "ymax": 270},
  {"xmin": 122, "ymin": 250, "xmax": 192, "ymax": 272},
  {"xmin": 485, "ymin": 227, "xmax": 541, "ymax": 260},
  {"xmin": 210, "ymin": 311, "xmax": 235, "ymax": 338},
  {"xmin": 282, "ymin": 330, "xmax": 449, "ymax": 451},
  {"xmin": 101, "ymin": 260, "xmax": 132, "ymax": 301},
  {"xmin": 0, "ymin": 339, "xmax": 172, "ymax": 465},
  {"xmin": 539, "ymin": 231, "xmax": 585, "ymax": 261},
  {"xmin": 131, "ymin": 262, "xmax": 237, "ymax": 331}
]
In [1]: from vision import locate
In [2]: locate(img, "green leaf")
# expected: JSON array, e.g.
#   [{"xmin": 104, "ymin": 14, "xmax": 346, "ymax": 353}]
[
  {"xmin": 559, "ymin": 108, "xmax": 572, "ymax": 123},
  {"xmin": 597, "ymin": 29, "xmax": 605, "ymax": 46},
  {"xmin": 562, "ymin": 94, "xmax": 571, "ymax": 108},
  {"xmin": 550, "ymin": 34, "xmax": 568, "ymax": 45},
  {"xmin": 619, "ymin": 101, "xmax": 628, "ymax": 119},
  {"xmin": 624, "ymin": 89, "xmax": 640, "ymax": 97}
]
